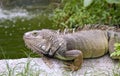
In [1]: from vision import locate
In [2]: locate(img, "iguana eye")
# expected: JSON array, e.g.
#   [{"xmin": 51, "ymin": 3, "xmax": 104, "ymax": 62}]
[{"xmin": 32, "ymin": 32, "xmax": 38, "ymax": 36}]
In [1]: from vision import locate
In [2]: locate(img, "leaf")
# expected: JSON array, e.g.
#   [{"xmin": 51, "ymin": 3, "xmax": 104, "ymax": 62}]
[
  {"xmin": 114, "ymin": 43, "xmax": 120, "ymax": 51},
  {"xmin": 84, "ymin": 0, "xmax": 93, "ymax": 7},
  {"xmin": 106, "ymin": 0, "xmax": 120, "ymax": 4},
  {"xmin": 111, "ymin": 43, "xmax": 120, "ymax": 57}
]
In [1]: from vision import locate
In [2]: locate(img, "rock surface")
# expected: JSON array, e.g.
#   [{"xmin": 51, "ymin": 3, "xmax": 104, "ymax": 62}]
[{"xmin": 0, "ymin": 55, "xmax": 119, "ymax": 76}]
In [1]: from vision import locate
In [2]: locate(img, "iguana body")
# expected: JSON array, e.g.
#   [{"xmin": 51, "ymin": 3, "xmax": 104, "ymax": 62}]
[{"xmin": 23, "ymin": 29, "xmax": 120, "ymax": 71}]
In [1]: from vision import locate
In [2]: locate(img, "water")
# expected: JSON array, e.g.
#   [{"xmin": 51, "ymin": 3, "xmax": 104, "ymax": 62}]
[
  {"xmin": 0, "ymin": 1, "xmax": 57, "ymax": 59},
  {"xmin": 0, "ymin": 9, "xmax": 28, "ymax": 19}
]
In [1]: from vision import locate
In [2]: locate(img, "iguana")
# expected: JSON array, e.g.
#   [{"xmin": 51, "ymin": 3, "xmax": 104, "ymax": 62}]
[{"xmin": 23, "ymin": 29, "xmax": 120, "ymax": 71}]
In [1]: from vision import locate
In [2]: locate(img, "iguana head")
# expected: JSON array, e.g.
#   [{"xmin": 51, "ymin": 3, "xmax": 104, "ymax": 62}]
[{"xmin": 23, "ymin": 29, "xmax": 57, "ymax": 56}]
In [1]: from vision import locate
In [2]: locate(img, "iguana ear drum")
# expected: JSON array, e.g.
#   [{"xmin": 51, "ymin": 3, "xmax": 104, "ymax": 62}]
[{"xmin": 41, "ymin": 45, "xmax": 46, "ymax": 50}]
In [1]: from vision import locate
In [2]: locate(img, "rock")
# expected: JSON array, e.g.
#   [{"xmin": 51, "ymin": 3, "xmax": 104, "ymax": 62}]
[{"xmin": 0, "ymin": 55, "xmax": 119, "ymax": 76}]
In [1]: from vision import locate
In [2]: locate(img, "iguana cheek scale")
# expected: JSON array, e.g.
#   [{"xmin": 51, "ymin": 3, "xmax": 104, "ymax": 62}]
[{"xmin": 23, "ymin": 29, "xmax": 120, "ymax": 71}]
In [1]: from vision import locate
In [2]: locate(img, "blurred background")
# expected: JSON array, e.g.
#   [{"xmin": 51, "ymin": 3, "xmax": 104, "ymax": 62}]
[
  {"xmin": 0, "ymin": 0, "xmax": 60, "ymax": 58},
  {"xmin": 0, "ymin": 0, "xmax": 120, "ymax": 59}
]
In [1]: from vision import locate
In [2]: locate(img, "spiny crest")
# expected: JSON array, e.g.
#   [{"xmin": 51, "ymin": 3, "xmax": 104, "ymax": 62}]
[
  {"xmin": 81, "ymin": 24, "xmax": 117, "ymax": 31},
  {"xmin": 56, "ymin": 24, "xmax": 119, "ymax": 34},
  {"xmin": 55, "ymin": 28, "xmax": 77, "ymax": 35},
  {"xmin": 63, "ymin": 28, "xmax": 76, "ymax": 34}
]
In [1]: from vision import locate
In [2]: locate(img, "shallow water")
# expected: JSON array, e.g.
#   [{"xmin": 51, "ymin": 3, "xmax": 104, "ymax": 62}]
[{"xmin": 0, "ymin": 1, "xmax": 57, "ymax": 59}]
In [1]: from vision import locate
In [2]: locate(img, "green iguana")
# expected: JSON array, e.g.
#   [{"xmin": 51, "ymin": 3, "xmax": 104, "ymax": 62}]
[{"xmin": 23, "ymin": 29, "xmax": 120, "ymax": 71}]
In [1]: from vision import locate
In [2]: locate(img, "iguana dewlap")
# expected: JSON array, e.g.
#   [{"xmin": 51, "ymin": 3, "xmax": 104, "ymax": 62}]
[{"xmin": 23, "ymin": 29, "xmax": 120, "ymax": 71}]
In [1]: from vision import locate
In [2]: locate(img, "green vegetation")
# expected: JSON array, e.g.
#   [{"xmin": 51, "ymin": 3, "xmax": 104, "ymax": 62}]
[
  {"xmin": 52, "ymin": 0, "xmax": 120, "ymax": 28},
  {"xmin": 0, "ymin": 59, "xmax": 41, "ymax": 76},
  {"xmin": 111, "ymin": 43, "xmax": 120, "ymax": 58}
]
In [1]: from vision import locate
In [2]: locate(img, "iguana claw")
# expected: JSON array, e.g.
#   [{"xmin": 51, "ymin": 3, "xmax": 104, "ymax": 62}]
[{"xmin": 64, "ymin": 62, "xmax": 79, "ymax": 71}]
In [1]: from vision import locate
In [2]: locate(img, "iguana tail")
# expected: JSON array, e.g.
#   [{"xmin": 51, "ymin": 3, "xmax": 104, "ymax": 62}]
[{"xmin": 108, "ymin": 31, "xmax": 120, "ymax": 59}]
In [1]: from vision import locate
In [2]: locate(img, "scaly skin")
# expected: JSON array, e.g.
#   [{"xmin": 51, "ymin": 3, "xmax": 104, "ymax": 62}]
[{"xmin": 23, "ymin": 29, "xmax": 120, "ymax": 71}]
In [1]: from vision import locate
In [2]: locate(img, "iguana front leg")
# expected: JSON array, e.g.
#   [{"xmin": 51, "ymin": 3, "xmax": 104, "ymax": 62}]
[{"xmin": 55, "ymin": 50, "xmax": 83, "ymax": 71}]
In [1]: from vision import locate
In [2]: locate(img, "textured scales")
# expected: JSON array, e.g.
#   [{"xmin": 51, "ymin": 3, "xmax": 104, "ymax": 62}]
[{"xmin": 23, "ymin": 29, "xmax": 120, "ymax": 71}]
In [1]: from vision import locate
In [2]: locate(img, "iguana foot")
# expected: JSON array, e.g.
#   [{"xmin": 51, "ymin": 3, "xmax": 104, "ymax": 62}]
[{"xmin": 64, "ymin": 62, "xmax": 79, "ymax": 71}]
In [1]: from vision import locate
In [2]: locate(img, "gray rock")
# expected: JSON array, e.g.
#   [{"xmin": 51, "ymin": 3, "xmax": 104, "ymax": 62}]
[{"xmin": 0, "ymin": 55, "xmax": 119, "ymax": 76}]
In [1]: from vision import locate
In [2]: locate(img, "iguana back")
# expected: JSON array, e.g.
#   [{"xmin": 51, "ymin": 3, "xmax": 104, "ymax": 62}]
[{"xmin": 62, "ymin": 30, "xmax": 109, "ymax": 58}]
